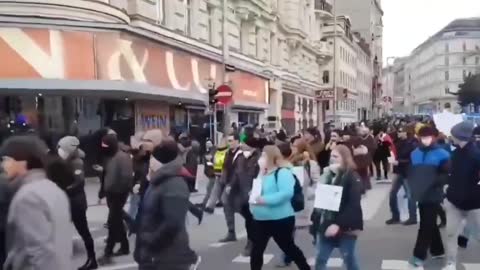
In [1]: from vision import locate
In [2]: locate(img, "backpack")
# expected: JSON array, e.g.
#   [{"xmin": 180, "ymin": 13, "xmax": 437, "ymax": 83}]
[{"xmin": 274, "ymin": 168, "xmax": 305, "ymax": 212}]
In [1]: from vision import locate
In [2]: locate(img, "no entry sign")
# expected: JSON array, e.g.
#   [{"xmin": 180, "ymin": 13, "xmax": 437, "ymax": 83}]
[{"xmin": 216, "ymin": 84, "xmax": 233, "ymax": 105}]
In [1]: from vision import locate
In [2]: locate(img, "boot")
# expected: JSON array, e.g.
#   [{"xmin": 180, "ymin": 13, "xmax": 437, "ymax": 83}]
[
  {"xmin": 219, "ymin": 232, "xmax": 237, "ymax": 243},
  {"xmin": 78, "ymin": 255, "xmax": 98, "ymax": 270},
  {"xmin": 385, "ymin": 218, "xmax": 401, "ymax": 225},
  {"xmin": 113, "ymin": 241, "xmax": 130, "ymax": 257}
]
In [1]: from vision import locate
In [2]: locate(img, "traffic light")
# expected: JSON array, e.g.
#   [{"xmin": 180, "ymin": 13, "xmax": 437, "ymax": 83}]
[{"xmin": 209, "ymin": 84, "xmax": 218, "ymax": 105}]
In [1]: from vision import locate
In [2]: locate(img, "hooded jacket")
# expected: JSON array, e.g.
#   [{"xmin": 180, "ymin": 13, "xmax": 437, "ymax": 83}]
[
  {"xmin": 407, "ymin": 145, "xmax": 450, "ymax": 203},
  {"xmin": 134, "ymin": 157, "xmax": 197, "ymax": 268},
  {"xmin": 393, "ymin": 137, "xmax": 417, "ymax": 177},
  {"xmin": 102, "ymin": 136, "xmax": 134, "ymax": 194}
]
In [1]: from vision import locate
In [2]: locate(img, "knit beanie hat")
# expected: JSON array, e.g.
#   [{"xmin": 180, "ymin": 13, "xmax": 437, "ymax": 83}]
[
  {"xmin": 57, "ymin": 136, "xmax": 80, "ymax": 158},
  {"xmin": 0, "ymin": 135, "xmax": 48, "ymax": 169},
  {"xmin": 418, "ymin": 126, "xmax": 437, "ymax": 137},
  {"xmin": 451, "ymin": 121, "xmax": 475, "ymax": 142},
  {"xmin": 152, "ymin": 139, "xmax": 179, "ymax": 164}
]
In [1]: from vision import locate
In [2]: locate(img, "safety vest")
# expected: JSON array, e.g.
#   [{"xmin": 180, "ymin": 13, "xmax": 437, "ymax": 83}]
[{"xmin": 213, "ymin": 149, "xmax": 228, "ymax": 173}]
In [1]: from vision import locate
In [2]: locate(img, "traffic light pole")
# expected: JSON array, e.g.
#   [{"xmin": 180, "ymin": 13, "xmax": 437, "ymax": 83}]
[{"xmin": 222, "ymin": 0, "xmax": 231, "ymax": 136}]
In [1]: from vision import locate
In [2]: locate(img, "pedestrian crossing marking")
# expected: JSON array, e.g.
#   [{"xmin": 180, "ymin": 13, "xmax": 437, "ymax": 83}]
[
  {"xmin": 307, "ymin": 257, "xmax": 343, "ymax": 267},
  {"xmin": 464, "ymin": 263, "xmax": 480, "ymax": 270},
  {"xmin": 97, "ymin": 262, "xmax": 138, "ymax": 270},
  {"xmin": 209, "ymin": 242, "xmax": 228, "ymax": 248},
  {"xmin": 381, "ymin": 260, "xmax": 409, "ymax": 270},
  {"xmin": 232, "ymin": 254, "xmax": 274, "ymax": 264}
]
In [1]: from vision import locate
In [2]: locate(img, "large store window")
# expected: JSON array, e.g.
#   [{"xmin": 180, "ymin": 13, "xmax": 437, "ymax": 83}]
[{"xmin": 238, "ymin": 111, "xmax": 259, "ymax": 127}]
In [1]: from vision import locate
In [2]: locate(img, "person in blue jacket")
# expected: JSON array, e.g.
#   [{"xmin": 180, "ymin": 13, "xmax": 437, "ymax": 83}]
[
  {"xmin": 249, "ymin": 145, "xmax": 310, "ymax": 270},
  {"xmin": 407, "ymin": 126, "xmax": 450, "ymax": 269}
]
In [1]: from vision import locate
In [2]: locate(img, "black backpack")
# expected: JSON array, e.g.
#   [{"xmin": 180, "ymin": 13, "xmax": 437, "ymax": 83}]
[{"xmin": 274, "ymin": 168, "xmax": 305, "ymax": 212}]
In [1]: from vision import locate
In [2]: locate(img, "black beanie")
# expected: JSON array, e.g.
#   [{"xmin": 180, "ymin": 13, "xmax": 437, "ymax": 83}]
[
  {"xmin": 0, "ymin": 135, "xmax": 48, "ymax": 169},
  {"xmin": 152, "ymin": 139, "xmax": 179, "ymax": 164},
  {"xmin": 418, "ymin": 126, "xmax": 438, "ymax": 137}
]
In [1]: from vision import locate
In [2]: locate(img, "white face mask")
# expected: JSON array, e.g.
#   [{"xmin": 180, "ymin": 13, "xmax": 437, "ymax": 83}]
[
  {"xmin": 329, "ymin": 162, "xmax": 341, "ymax": 173},
  {"xmin": 421, "ymin": 137, "xmax": 433, "ymax": 147},
  {"xmin": 58, "ymin": 148, "xmax": 69, "ymax": 160}
]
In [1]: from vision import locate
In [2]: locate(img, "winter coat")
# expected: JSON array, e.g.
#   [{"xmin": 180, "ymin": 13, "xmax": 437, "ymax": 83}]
[
  {"xmin": 374, "ymin": 139, "xmax": 392, "ymax": 161},
  {"xmin": 103, "ymin": 150, "xmax": 134, "ymax": 194},
  {"xmin": 184, "ymin": 142, "xmax": 200, "ymax": 180},
  {"xmin": 0, "ymin": 172, "xmax": 12, "ymax": 267},
  {"xmin": 311, "ymin": 168, "xmax": 363, "ymax": 237},
  {"xmin": 203, "ymin": 148, "xmax": 216, "ymax": 178},
  {"xmin": 4, "ymin": 170, "xmax": 72, "ymax": 270},
  {"xmin": 350, "ymin": 135, "xmax": 377, "ymax": 169},
  {"xmin": 228, "ymin": 150, "xmax": 261, "ymax": 211},
  {"xmin": 134, "ymin": 157, "xmax": 197, "ymax": 268},
  {"xmin": 393, "ymin": 138, "xmax": 417, "ymax": 177},
  {"xmin": 447, "ymin": 142, "xmax": 480, "ymax": 210},
  {"xmin": 407, "ymin": 145, "xmax": 450, "ymax": 203}
]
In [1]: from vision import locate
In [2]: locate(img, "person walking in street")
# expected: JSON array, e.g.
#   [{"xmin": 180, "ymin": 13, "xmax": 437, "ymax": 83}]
[
  {"xmin": 373, "ymin": 128, "xmax": 393, "ymax": 182},
  {"xmin": 1, "ymin": 135, "xmax": 72, "ymax": 270},
  {"xmin": 442, "ymin": 121, "xmax": 480, "ymax": 270},
  {"xmin": 98, "ymin": 134, "xmax": 134, "ymax": 265},
  {"xmin": 386, "ymin": 126, "xmax": 418, "ymax": 226},
  {"xmin": 250, "ymin": 145, "xmax": 310, "ymax": 270},
  {"xmin": 199, "ymin": 139, "xmax": 216, "ymax": 207},
  {"xmin": 406, "ymin": 126, "xmax": 450, "ymax": 270},
  {"xmin": 313, "ymin": 145, "xmax": 363, "ymax": 270},
  {"xmin": 49, "ymin": 136, "xmax": 97, "ymax": 269},
  {"xmin": 350, "ymin": 126, "xmax": 376, "ymax": 192}
]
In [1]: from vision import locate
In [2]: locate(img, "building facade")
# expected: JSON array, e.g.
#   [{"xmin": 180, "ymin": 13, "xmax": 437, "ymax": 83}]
[
  {"xmin": 391, "ymin": 57, "xmax": 408, "ymax": 113},
  {"xmin": 0, "ymin": 0, "xmax": 334, "ymax": 141},
  {"xmin": 404, "ymin": 18, "xmax": 480, "ymax": 115},
  {"xmin": 321, "ymin": 16, "xmax": 374, "ymax": 127}
]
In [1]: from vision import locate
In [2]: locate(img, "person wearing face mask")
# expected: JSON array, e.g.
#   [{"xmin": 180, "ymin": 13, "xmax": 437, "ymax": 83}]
[
  {"xmin": 386, "ymin": 125, "xmax": 418, "ymax": 226},
  {"xmin": 351, "ymin": 126, "xmax": 377, "ymax": 192},
  {"xmin": 226, "ymin": 137, "xmax": 262, "ymax": 256},
  {"xmin": 134, "ymin": 139, "xmax": 201, "ymax": 270},
  {"xmin": 312, "ymin": 145, "xmax": 363, "ymax": 270},
  {"xmin": 49, "ymin": 136, "xmax": 97, "ymax": 270},
  {"xmin": 406, "ymin": 126, "xmax": 450, "ymax": 270},
  {"xmin": 98, "ymin": 134, "xmax": 134, "ymax": 265},
  {"xmin": 442, "ymin": 121, "xmax": 480, "ymax": 270}
]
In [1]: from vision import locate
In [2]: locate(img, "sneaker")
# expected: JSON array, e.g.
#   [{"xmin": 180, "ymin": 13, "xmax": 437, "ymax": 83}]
[
  {"xmin": 275, "ymin": 261, "xmax": 292, "ymax": 268},
  {"xmin": 408, "ymin": 257, "xmax": 424, "ymax": 270},
  {"xmin": 242, "ymin": 241, "xmax": 252, "ymax": 257},
  {"xmin": 458, "ymin": 235, "xmax": 469, "ymax": 249},
  {"xmin": 431, "ymin": 254, "xmax": 445, "ymax": 260},
  {"xmin": 386, "ymin": 218, "xmax": 401, "ymax": 225},
  {"xmin": 403, "ymin": 219, "xmax": 418, "ymax": 226},
  {"xmin": 204, "ymin": 207, "xmax": 215, "ymax": 214},
  {"xmin": 442, "ymin": 263, "xmax": 456, "ymax": 270},
  {"xmin": 190, "ymin": 255, "xmax": 202, "ymax": 270}
]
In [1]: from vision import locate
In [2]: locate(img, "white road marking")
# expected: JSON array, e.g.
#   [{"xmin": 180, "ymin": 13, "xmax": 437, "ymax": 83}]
[
  {"xmin": 232, "ymin": 254, "xmax": 274, "ymax": 264},
  {"xmin": 464, "ymin": 263, "xmax": 480, "ymax": 270},
  {"xmin": 209, "ymin": 242, "xmax": 228, "ymax": 248},
  {"xmin": 381, "ymin": 260, "xmax": 409, "ymax": 270},
  {"xmin": 308, "ymin": 257, "xmax": 343, "ymax": 267},
  {"xmin": 97, "ymin": 263, "xmax": 138, "ymax": 270}
]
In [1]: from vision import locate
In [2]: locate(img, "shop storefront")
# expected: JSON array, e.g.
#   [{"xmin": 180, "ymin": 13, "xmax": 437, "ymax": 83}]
[{"xmin": 0, "ymin": 27, "xmax": 268, "ymax": 144}]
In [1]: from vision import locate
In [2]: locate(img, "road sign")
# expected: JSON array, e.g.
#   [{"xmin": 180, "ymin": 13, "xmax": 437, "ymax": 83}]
[
  {"xmin": 316, "ymin": 89, "xmax": 334, "ymax": 100},
  {"xmin": 216, "ymin": 84, "xmax": 233, "ymax": 105}
]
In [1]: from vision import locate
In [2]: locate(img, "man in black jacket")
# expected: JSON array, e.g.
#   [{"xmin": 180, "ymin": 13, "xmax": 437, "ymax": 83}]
[
  {"xmin": 386, "ymin": 126, "xmax": 418, "ymax": 226},
  {"xmin": 134, "ymin": 139, "xmax": 200, "ymax": 270},
  {"xmin": 443, "ymin": 121, "xmax": 480, "ymax": 270}
]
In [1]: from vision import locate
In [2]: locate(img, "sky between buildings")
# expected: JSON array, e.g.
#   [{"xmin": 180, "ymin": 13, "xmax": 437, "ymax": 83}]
[{"xmin": 383, "ymin": 0, "xmax": 480, "ymax": 63}]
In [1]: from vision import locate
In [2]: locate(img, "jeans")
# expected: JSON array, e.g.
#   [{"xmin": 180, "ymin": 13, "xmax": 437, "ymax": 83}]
[
  {"xmin": 374, "ymin": 158, "xmax": 389, "ymax": 179},
  {"xmin": 72, "ymin": 209, "xmax": 95, "ymax": 257},
  {"xmin": 105, "ymin": 192, "xmax": 129, "ymax": 254},
  {"xmin": 240, "ymin": 204, "xmax": 254, "ymax": 242},
  {"xmin": 251, "ymin": 217, "xmax": 310, "ymax": 270},
  {"xmin": 201, "ymin": 177, "xmax": 216, "ymax": 206},
  {"xmin": 445, "ymin": 200, "xmax": 480, "ymax": 264},
  {"xmin": 389, "ymin": 175, "xmax": 417, "ymax": 221},
  {"xmin": 315, "ymin": 235, "xmax": 360, "ymax": 270},
  {"xmin": 413, "ymin": 203, "xmax": 444, "ymax": 261}
]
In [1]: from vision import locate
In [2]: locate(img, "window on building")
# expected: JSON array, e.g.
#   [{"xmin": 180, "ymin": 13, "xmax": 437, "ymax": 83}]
[
  {"xmin": 270, "ymin": 32, "xmax": 276, "ymax": 64},
  {"xmin": 184, "ymin": 0, "xmax": 192, "ymax": 35},
  {"xmin": 445, "ymin": 87, "xmax": 450, "ymax": 94},
  {"xmin": 240, "ymin": 20, "xmax": 249, "ymax": 54},
  {"xmin": 445, "ymin": 56, "xmax": 449, "ymax": 66},
  {"xmin": 255, "ymin": 26, "xmax": 262, "ymax": 58},
  {"xmin": 463, "ymin": 57, "xmax": 467, "ymax": 65},
  {"xmin": 156, "ymin": 0, "xmax": 166, "ymax": 25},
  {"xmin": 445, "ymin": 43, "xmax": 449, "ymax": 53},
  {"xmin": 476, "ymin": 45, "xmax": 480, "ymax": 51},
  {"xmin": 322, "ymin": 70, "xmax": 330, "ymax": 84},
  {"xmin": 445, "ymin": 71, "xmax": 449, "ymax": 80},
  {"xmin": 207, "ymin": 5, "xmax": 214, "ymax": 44},
  {"xmin": 463, "ymin": 42, "xmax": 467, "ymax": 52},
  {"xmin": 476, "ymin": 56, "xmax": 479, "ymax": 65},
  {"xmin": 463, "ymin": 70, "xmax": 467, "ymax": 80}
]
